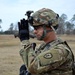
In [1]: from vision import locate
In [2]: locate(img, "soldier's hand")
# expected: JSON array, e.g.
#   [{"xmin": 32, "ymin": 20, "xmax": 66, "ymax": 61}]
[
  {"xmin": 18, "ymin": 18, "xmax": 29, "ymax": 41},
  {"xmin": 19, "ymin": 64, "xmax": 31, "ymax": 75}
]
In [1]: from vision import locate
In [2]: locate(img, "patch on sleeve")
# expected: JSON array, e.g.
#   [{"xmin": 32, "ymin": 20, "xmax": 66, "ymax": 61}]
[{"xmin": 44, "ymin": 53, "xmax": 52, "ymax": 59}]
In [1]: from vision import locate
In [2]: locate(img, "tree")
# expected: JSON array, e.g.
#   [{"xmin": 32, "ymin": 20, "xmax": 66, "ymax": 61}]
[
  {"xmin": 60, "ymin": 14, "xmax": 67, "ymax": 22},
  {"xmin": 72, "ymin": 29, "xmax": 75, "ymax": 34},
  {"xmin": 66, "ymin": 21, "xmax": 74, "ymax": 30},
  {"xmin": 0, "ymin": 19, "xmax": 2, "ymax": 32},
  {"xmin": 0, "ymin": 25, "xmax": 1, "ymax": 29},
  {"xmin": 8, "ymin": 23, "xmax": 14, "ymax": 34},
  {"xmin": 14, "ymin": 22, "xmax": 18, "ymax": 31},
  {"xmin": 57, "ymin": 14, "xmax": 67, "ymax": 34},
  {"xmin": 69, "ymin": 14, "xmax": 75, "ymax": 34},
  {"xmin": 0, "ymin": 19, "xmax": 2, "ymax": 23},
  {"xmin": 70, "ymin": 14, "xmax": 75, "ymax": 27},
  {"xmin": 9, "ymin": 23, "xmax": 14, "ymax": 31},
  {"xmin": 71, "ymin": 14, "xmax": 75, "ymax": 22},
  {"xmin": 65, "ymin": 21, "xmax": 74, "ymax": 34}
]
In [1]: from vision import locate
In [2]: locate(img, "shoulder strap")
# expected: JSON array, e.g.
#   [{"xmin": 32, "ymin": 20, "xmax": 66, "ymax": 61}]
[
  {"xmin": 64, "ymin": 41, "xmax": 74, "ymax": 62},
  {"xmin": 63, "ymin": 41, "xmax": 75, "ymax": 75}
]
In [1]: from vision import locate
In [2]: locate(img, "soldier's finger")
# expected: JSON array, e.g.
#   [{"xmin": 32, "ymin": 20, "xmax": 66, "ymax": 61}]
[
  {"xmin": 24, "ymin": 20, "xmax": 29, "ymax": 29},
  {"xmin": 18, "ymin": 22, "xmax": 21, "ymax": 31}
]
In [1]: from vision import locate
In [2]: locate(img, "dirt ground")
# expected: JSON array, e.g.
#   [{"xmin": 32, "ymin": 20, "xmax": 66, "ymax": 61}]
[
  {"xmin": 0, "ymin": 35, "xmax": 75, "ymax": 75},
  {"xmin": 0, "ymin": 46, "xmax": 23, "ymax": 75}
]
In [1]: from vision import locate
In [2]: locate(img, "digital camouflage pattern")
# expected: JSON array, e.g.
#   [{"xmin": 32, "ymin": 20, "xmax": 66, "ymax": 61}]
[
  {"xmin": 19, "ymin": 38, "xmax": 73, "ymax": 75},
  {"xmin": 32, "ymin": 8, "xmax": 59, "ymax": 27}
]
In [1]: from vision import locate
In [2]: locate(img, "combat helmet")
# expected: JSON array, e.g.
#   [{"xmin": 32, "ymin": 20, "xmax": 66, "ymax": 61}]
[{"xmin": 31, "ymin": 8, "xmax": 59, "ymax": 30}]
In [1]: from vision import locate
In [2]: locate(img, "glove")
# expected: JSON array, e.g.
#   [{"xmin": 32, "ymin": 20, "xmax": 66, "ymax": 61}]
[
  {"xmin": 19, "ymin": 64, "xmax": 31, "ymax": 75},
  {"xmin": 18, "ymin": 18, "xmax": 29, "ymax": 41}
]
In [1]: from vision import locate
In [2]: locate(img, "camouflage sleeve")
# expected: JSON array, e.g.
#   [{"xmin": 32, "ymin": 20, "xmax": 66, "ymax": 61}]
[
  {"xmin": 28, "ymin": 47, "xmax": 69, "ymax": 74},
  {"xmin": 19, "ymin": 40, "xmax": 35, "ymax": 68}
]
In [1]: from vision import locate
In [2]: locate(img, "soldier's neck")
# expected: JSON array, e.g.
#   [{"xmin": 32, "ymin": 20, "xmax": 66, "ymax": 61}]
[{"xmin": 43, "ymin": 31, "xmax": 57, "ymax": 44}]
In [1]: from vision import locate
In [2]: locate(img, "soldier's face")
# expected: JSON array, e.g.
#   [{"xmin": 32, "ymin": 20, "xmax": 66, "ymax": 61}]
[{"xmin": 33, "ymin": 26, "xmax": 44, "ymax": 40}]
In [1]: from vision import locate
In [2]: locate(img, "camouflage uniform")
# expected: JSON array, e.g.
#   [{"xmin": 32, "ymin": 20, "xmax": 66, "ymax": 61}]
[
  {"xmin": 19, "ymin": 8, "xmax": 73, "ymax": 75},
  {"xmin": 19, "ymin": 38, "xmax": 73, "ymax": 75}
]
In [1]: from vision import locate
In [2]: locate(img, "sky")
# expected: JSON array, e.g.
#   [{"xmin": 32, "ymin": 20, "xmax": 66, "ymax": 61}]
[{"xmin": 0, "ymin": 0, "xmax": 75, "ymax": 31}]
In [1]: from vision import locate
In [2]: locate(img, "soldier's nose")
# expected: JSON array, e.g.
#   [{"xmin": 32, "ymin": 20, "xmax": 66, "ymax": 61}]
[{"xmin": 33, "ymin": 30, "xmax": 37, "ymax": 34}]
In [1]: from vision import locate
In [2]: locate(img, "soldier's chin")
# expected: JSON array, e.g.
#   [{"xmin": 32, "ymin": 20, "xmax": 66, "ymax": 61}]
[
  {"xmin": 37, "ymin": 37, "xmax": 43, "ymax": 41},
  {"xmin": 36, "ymin": 36, "xmax": 40, "ymax": 40}
]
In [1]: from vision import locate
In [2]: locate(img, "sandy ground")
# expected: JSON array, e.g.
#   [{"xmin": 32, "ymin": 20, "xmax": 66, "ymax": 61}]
[{"xmin": 0, "ymin": 46, "xmax": 23, "ymax": 75}]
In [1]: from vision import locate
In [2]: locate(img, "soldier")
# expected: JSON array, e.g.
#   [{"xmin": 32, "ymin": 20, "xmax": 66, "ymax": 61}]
[{"xmin": 18, "ymin": 8, "xmax": 74, "ymax": 75}]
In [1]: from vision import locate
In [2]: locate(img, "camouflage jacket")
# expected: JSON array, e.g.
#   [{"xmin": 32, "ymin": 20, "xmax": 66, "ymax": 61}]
[{"xmin": 19, "ymin": 38, "xmax": 73, "ymax": 75}]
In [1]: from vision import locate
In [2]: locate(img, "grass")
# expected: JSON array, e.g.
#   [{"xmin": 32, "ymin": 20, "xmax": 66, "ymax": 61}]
[
  {"xmin": 0, "ymin": 35, "xmax": 20, "ymax": 47},
  {"xmin": 0, "ymin": 35, "xmax": 42, "ymax": 47}
]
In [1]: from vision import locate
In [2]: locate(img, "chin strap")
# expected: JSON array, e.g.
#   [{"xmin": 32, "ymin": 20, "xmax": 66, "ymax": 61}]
[
  {"xmin": 38, "ymin": 26, "xmax": 46, "ymax": 40},
  {"xmin": 39, "ymin": 26, "xmax": 53, "ymax": 40}
]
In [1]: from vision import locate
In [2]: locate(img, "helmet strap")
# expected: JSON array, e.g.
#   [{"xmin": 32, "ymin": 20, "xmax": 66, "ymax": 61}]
[
  {"xmin": 39, "ymin": 26, "xmax": 53, "ymax": 40},
  {"xmin": 38, "ymin": 26, "xmax": 47, "ymax": 40}
]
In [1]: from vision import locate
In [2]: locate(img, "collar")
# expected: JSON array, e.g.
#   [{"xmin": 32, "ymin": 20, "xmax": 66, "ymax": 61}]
[{"xmin": 39, "ymin": 38, "xmax": 64, "ymax": 50}]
